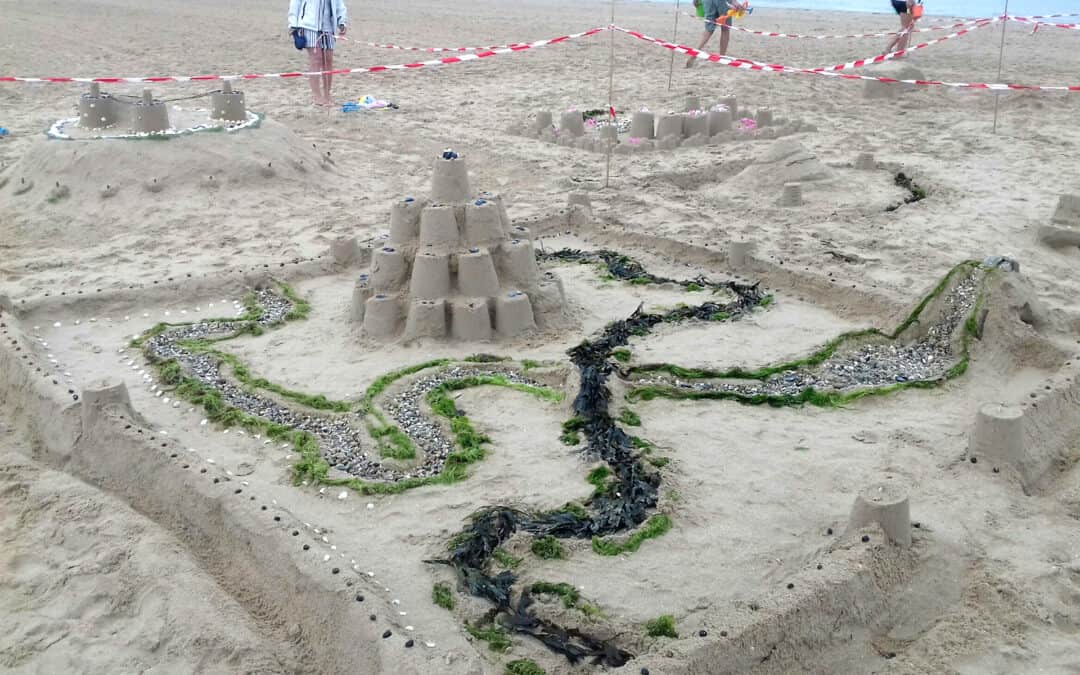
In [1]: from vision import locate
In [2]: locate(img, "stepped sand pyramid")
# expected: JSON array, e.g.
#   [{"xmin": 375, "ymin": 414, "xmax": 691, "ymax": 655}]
[{"xmin": 351, "ymin": 152, "xmax": 567, "ymax": 341}]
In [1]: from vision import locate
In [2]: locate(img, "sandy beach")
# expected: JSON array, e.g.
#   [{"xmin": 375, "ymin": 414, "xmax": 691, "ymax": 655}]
[{"xmin": 1, "ymin": 0, "xmax": 1080, "ymax": 673}]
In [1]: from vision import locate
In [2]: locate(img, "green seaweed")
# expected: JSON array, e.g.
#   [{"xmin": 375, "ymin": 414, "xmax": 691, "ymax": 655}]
[
  {"xmin": 505, "ymin": 660, "xmax": 547, "ymax": 675},
  {"xmin": 465, "ymin": 622, "xmax": 513, "ymax": 652},
  {"xmin": 531, "ymin": 536, "xmax": 565, "ymax": 560},
  {"xmin": 560, "ymin": 416, "xmax": 586, "ymax": 446},
  {"xmin": 592, "ymin": 514, "xmax": 672, "ymax": 556},
  {"xmin": 586, "ymin": 466, "xmax": 613, "ymax": 495},
  {"xmin": 492, "ymin": 548, "xmax": 523, "ymax": 569},
  {"xmin": 432, "ymin": 582, "xmax": 455, "ymax": 610},
  {"xmin": 645, "ymin": 614, "xmax": 678, "ymax": 638},
  {"xmin": 618, "ymin": 409, "xmax": 641, "ymax": 427},
  {"xmin": 530, "ymin": 581, "xmax": 603, "ymax": 618}
]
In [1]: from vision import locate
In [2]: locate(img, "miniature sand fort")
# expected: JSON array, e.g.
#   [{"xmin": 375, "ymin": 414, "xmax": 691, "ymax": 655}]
[
  {"xmin": 51, "ymin": 82, "xmax": 258, "ymax": 139},
  {"xmin": 0, "ymin": 85, "xmax": 336, "ymax": 249},
  {"xmin": 510, "ymin": 95, "xmax": 812, "ymax": 154},
  {"xmin": 351, "ymin": 152, "xmax": 568, "ymax": 341}
]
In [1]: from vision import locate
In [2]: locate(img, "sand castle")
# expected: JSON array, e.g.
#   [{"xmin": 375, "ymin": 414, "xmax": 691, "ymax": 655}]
[
  {"xmin": 511, "ymin": 96, "xmax": 812, "ymax": 154},
  {"xmin": 51, "ymin": 82, "xmax": 257, "ymax": 139},
  {"xmin": 351, "ymin": 152, "xmax": 567, "ymax": 341}
]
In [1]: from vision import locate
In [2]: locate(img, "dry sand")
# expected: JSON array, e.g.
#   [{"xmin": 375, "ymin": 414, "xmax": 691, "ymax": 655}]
[
  {"xmin": 1, "ymin": 0, "xmax": 1080, "ymax": 674},
  {"xmin": 0, "ymin": 424, "xmax": 300, "ymax": 674}
]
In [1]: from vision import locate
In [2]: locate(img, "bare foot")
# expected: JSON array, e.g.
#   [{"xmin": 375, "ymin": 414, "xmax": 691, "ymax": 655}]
[{"xmin": 685, "ymin": 57, "xmax": 696, "ymax": 68}]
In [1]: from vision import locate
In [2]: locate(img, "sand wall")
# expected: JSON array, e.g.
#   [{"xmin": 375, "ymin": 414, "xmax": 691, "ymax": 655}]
[
  {"xmin": 0, "ymin": 310, "xmax": 437, "ymax": 675},
  {"xmin": 668, "ymin": 534, "xmax": 923, "ymax": 675}
]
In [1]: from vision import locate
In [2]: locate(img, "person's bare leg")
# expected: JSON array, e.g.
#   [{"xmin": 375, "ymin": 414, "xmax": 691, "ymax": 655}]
[
  {"xmin": 322, "ymin": 49, "xmax": 334, "ymax": 106},
  {"xmin": 718, "ymin": 22, "xmax": 731, "ymax": 55},
  {"xmin": 897, "ymin": 15, "xmax": 913, "ymax": 52},
  {"xmin": 686, "ymin": 29, "xmax": 714, "ymax": 67},
  {"xmin": 306, "ymin": 48, "xmax": 324, "ymax": 105},
  {"xmin": 887, "ymin": 15, "xmax": 912, "ymax": 54}
]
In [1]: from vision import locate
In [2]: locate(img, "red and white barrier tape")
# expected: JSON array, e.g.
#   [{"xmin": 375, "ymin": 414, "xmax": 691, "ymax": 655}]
[
  {"xmin": 683, "ymin": 10, "xmax": 995, "ymax": 39},
  {"xmin": 612, "ymin": 24, "xmax": 1080, "ymax": 91},
  {"xmin": 1007, "ymin": 15, "xmax": 1080, "ymax": 30},
  {"xmin": 339, "ymin": 35, "xmax": 529, "ymax": 52},
  {"xmin": 3, "ymin": 21, "xmax": 1078, "ymax": 91},
  {"xmin": 807, "ymin": 19, "xmax": 995, "ymax": 71},
  {"xmin": 1007, "ymin": 12, "xmax": 1080, "ymax": 19},
  {"xmin": 626, "ymin": 19, "xmax": 993, "ymax": 72},
  {"xmin": 0, "ymin": 26, "xmax": 605, "ymax": 84}
]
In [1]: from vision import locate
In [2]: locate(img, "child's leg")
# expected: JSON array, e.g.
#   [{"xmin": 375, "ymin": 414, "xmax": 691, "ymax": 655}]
[
  {"xmin": 306, "ymin": 47, "xmax": 324, "ymax": 104},
  {"xmin": 897, "ymin": 14, "xmax": 914, "ymax": 52},
  {"xmin": 718, "ymin": 20, "xmax": 731, "ymax": 55},
  {"xmin": 322, "ymin": 48, "xmax": 334, "ymax": 105}
]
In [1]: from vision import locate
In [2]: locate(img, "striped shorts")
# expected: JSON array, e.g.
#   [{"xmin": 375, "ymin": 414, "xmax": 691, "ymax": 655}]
[{"xmin": 300, "ymin": 29, "xmax": 335, "ymax": 51}]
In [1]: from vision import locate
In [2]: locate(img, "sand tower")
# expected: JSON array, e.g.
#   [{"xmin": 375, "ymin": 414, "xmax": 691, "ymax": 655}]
[{"xmin": 352, "ymin": 152, "xmax": 567, "ymax": 341}]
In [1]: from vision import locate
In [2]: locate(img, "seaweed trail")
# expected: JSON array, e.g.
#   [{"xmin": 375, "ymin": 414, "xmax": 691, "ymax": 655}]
[
  {"xmin": 627, "ymin": 262, "xmax": 989, "ymax": 408},
  {"xmin": 439, "ymin": 278, "xmax": 766, "ymax": 666},
  {"xmin": 537, "ymin": 249, "xmax": 737, "ymax": 293}
]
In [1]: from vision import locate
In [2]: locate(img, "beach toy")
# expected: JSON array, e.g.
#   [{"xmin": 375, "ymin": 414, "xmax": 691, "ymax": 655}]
[
  {"xmin": 696, "ymin": 1, "xmax": 705, "ymax": 17},
  {"xmin": 725, "ymin": 5, "xmax": 753, "ymax": 20},
  {"xmin": 441, "ymin": 149, "xmax": 459, "ymax": 160},
  {"xmin": 0, "ymin": 127, "xmax": 8, "ymax": 137},
  {"xmin": 912, "ymin": 2, "xmax": 924, "ymax": 18},
  {"xmin": 341, "ymin": 102, "xmax": 360, "ymax": 113}
]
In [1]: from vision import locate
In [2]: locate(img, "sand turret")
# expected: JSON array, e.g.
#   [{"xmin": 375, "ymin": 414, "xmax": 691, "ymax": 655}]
[{"xmin": 353, "ymin": 151, "xmax": 566, "ymax": 341}]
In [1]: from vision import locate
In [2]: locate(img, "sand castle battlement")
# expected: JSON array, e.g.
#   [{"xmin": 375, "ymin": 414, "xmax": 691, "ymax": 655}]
[
  {"xmin": 351, "ymin": 152, "xmax": 567, "ymax": 341},
  {"xmin": 52, "ymin": 82, "xmax": 256, "ymax": 140},
  {"xmin": 512, "ymin": 95, "xmax": 812, "ymax": 154}
]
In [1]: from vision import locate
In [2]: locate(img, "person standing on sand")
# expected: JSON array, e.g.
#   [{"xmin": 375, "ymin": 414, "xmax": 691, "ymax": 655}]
[
  {"xmin": 686, "ymin": 0, "xmax": 749, "ymax": 67},
  {"xmin": 885, "ymin": 0, "xmax": 917, "ymax": 55},
  {"xmin": 289, "ymin": 0, "xmax": 349, "ymax": 107}
]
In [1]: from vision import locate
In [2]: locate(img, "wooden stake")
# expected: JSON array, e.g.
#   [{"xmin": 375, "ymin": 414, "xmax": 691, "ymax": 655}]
[
  {"xmin": 667, "ymin": 0, "xmax": 682, "ymax": 91},
  {"xmin": 604, "ymin": 0, "xmax": 616, "ymax": 189},
  {"xmin": 992, "ymin": 0, "xmax": 1009, "ymax": 133}
]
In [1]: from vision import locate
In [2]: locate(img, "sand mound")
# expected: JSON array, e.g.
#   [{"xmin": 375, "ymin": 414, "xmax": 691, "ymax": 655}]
[
  {"xmin": 863, "ymin": 62, "xmax": 928, "ymax": 99},
  {"xmin": 0, "ymin": 118, "xmax": 337, "ymax": 248},
  {"xmin": 975, "ymin": 271, "xmax": 1068, "ymax": 372},
  {"xmin": 0, "ymin": 445, "xmax": 298, "ymax": 674},
  {"xmin": 733, "ymin": 138, "xmax": 832, "ymax": 188}
]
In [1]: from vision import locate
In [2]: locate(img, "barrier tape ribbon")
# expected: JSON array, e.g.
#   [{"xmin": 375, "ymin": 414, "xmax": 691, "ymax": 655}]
[
  {"xmin": 1007, "ymin": 15, "xmax": 1080, "ymax": 30},
  {"xmin": 2, "ymin": 22, "xmax": 1078, "ymax": 92},
  {"xmin": 611, "ymin": 24, "xmax": 1080, "ymax": 91},
  {"xmin": 0, "ymin": 26, "xmax": 606, "ymax": 84},
  {"xmin": 683, "ymin": 11, "xmax": 997, "ymax": 38},
  {"xmin": 339, "ymin": 35, "xmax": 530, "ymax": 52}
]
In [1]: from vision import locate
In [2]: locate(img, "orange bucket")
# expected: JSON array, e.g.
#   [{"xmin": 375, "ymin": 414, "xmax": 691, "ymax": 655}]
[{"xmin": 912, "ymin": 4, "xmax": 924, "ymax": 18}]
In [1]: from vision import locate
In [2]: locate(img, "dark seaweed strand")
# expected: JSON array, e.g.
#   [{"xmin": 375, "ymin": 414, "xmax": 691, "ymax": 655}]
[
  {"xmin": 438, "ymin": 280, "xmax": 766, "ymax": 667},
  {"xmin": 537, "ymin": 249, "xmax": 738, "ymax": 293}
]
